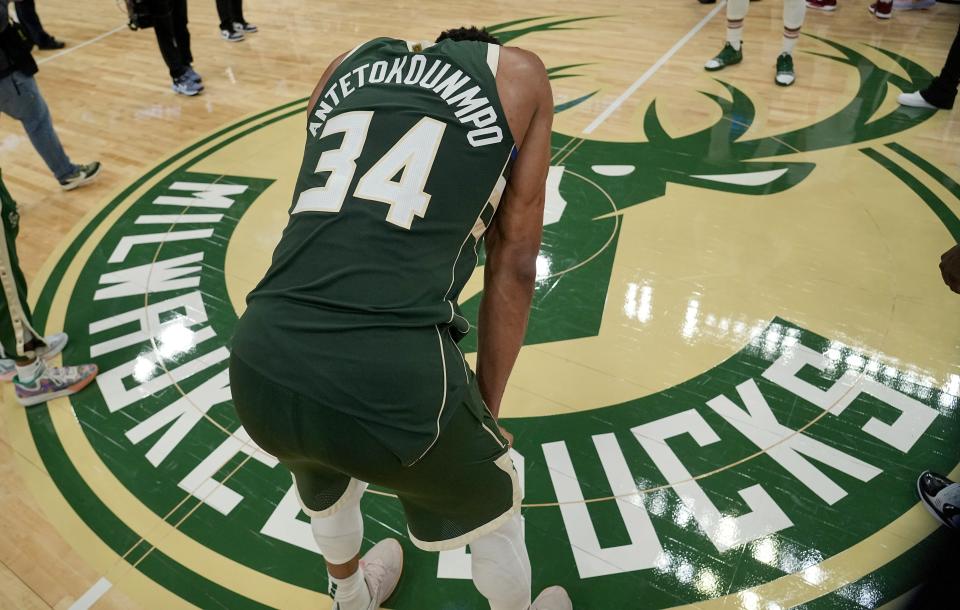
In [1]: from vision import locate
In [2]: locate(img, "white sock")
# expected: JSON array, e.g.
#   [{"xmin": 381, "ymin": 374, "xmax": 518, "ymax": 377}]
[
  {"xmin": 330, "ymin": 568, "xmax": 370, "ymax": 610},
  {"xmin": 782, "ymin": 32, "xmax": 799, "ymax": 55},
  {"xmin": 727, "ymin": 0, "xmax": 750, "ymax": 20},
  {"xmin": 15, "ymin": 359, "xmax": 43, "ymax": 384},
  {"xmin": 726, "ymin": 0, "xmax": 749, "ymax": 52},
  {"xmin": 471, "ymin": 514, "xmax": 532, "ymax": 610},
  {"xmin": 727, "ymin": 24, "xmax": 743, "ymax": 51}
]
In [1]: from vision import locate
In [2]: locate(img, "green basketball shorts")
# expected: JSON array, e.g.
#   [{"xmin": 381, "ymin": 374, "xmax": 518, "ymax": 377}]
[{"xmin": 229, "ymin": 353, "xmax": 521, "ymax": 551}]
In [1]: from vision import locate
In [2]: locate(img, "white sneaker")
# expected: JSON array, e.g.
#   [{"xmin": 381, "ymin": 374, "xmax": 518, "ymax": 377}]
[
  {"xmin": 532, "ymin": 586, "xmax": 573, "ymax": 610},
  {"xmin": 0, "ymin": 333, "xmax": 69, "ymax": 381},
  {"xmin": 59, "ymin": 162, "xmax": 102, "ymax": 191},
  {"xmin": 898, "ymin": 91, "xmax": 938, "ymax": 110},
  {"xmin": 360, "ymin": 539, "xmax": 402, "ymax": 608},
  {"xmin": 220, "ymin": 29, "xmax": 245, "ymax": 42}
]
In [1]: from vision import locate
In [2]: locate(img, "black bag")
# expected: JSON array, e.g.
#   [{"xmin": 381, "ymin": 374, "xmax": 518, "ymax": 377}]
[{"xmin": 124, "ymin": 0, "xmax": 154, "ymax": 30}]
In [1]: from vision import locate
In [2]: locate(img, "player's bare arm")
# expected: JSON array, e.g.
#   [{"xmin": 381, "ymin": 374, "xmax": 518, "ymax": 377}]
[
  {"xmin": 307, "ymin": 51, "xmax": 348, "ymax": 112},
  {"xmin": 476, "ymin": 48, "xmax": 553, "ymax": 420}
]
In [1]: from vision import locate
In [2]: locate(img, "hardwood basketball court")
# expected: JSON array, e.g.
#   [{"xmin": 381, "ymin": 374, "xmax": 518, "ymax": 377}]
[{"xmin": 1, "ymin": 1, "xmax": 959, "ymax": 608}]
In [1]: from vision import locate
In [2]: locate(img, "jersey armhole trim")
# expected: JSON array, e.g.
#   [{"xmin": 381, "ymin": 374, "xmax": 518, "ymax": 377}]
[
  {"xmin": 406, "ymin": 40, "xmax": 437, "ymax": 53},
  {"xmin": 341, "ymin": 41, "xmax": 367, "ymax": 65},
  {"xmin": 486, "ymin": 44, "xmax": 501, "ymax": 78}
]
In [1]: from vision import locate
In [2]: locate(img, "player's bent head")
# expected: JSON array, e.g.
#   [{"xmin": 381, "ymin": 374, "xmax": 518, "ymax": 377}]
[{"xmin": 436, "ymin": 26, "xmax": 502, "ymax": 46}]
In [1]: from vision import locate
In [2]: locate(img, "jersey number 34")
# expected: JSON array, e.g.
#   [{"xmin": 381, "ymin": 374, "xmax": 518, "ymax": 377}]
[{"xmin": 292, "ymin": 110, "xmax": 446, "ymax": 230}]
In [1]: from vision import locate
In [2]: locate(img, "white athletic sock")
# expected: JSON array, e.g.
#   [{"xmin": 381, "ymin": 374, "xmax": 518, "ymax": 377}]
[
  {"xmin": 727, "ymin": 0, "xmax": 750, "ymax": 20},
  {"xmin": 727, "ymin": 26, "xmax": 743, "ymax": 51},
  {"xmin": 782, "ymin": 31, "xmax": 799, "ymax": 55},
  {"xmin": 471, "ymin": 513, "xmax": 532, "ymax": 610},
  {"xmin": 330, "ymin": 568, "xmax": 370, "ymax": 610},
  {"xmin": 784, "ymin": 0, "xmax": 807, "ymax": 30},
  {"xmin": 721, "ymin": 0, "xmax": 749, "ymax": 52},
  {"xmin": 15, "ymin": 359, "xmax": 43, "ymax": 385}
]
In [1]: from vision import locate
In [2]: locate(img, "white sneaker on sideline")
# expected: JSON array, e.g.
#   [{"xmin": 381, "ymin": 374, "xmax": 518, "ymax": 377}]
[
  {"xmin": 221, "ymin": 29, "xmax": 245, "ymax": 42},
  {"xmin": 0, "ymin": 333, "xmax": 69, "ymax": 381},
  {"xmin": 59, "ymin": 162, "xmax": 101, "ymax": 191},
  {"xmin": 898, "ymin": 91, "xmax": 938, "ymax": 110},
  {"xmin": 532, "ymin": 586, "xmax": 573, "ymax": 610},
  {"xmin": 360, "ymin": 539, "xmax": 402, "ymax": 608}
]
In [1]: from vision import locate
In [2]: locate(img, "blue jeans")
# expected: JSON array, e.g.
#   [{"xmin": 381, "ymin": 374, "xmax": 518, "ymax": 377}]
[{"xmin": 0, "ymin": 71, "xmax": 76, "ymax": 181}]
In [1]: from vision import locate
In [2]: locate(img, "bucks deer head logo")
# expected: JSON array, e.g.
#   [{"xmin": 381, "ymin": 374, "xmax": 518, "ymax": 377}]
[{"xmin": 458, "ymin": 21, "xmax": 937, "ymax": 350}]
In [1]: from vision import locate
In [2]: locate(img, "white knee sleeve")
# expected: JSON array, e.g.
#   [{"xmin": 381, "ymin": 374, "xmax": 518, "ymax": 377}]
[
  {"xmin": 784, "ymin": 0, "xmax": 807, "ymax": 30},
  {"xmin": 727, "ymin": 0, "xmax": 750, "ymax": 21},
  {"xmin": 309, "ymin": 490, "xmax": 365, "ymax": 565},
  {"xmin": 470, "ymin": 513, "xmax": 532, "ymax": 610}
]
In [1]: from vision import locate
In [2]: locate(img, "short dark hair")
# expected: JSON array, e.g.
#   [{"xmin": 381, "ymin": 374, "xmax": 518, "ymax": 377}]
[{"xmin": 436, "ymin": 26, "xmax": 501, "ymax": 46}]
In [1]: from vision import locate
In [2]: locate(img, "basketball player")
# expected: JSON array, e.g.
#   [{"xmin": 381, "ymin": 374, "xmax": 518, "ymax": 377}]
[
  {"xmin": 916, "ymin": 247, "xmax": 960, "ymax": 522},
  {"xmin": 905, "ymin": 245, "xmax": 960, "ymax": 609},
  {"xmin": 230, "ymin": 26, "xmax": 570, "ymax": 610},
  {"xmin": 704, "ymin": 0, "xmax": 807, "ymax": 86},
  {"xmin": 0, "ymin": 170, "xmax": 98, "ymax": 404}
]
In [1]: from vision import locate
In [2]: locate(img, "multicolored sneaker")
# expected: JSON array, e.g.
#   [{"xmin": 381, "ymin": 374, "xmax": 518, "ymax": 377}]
[
  {"xmin": 917, "ymin": 471, "xmax": 960, "ymax": 529},
  {"xmin": 172, "ymin": 73, "xmax": 203, "ymax": 96},
  {"xmin": 0, "ymin": 333, "xmax": 70, "ymax": 381},
  {"xmin": 184, "ymin": 66, "xmax": 204, "ymax": 85},
  {"xmin": 869, "ymin": 2, "xmax": 893, "ymax": 19},
  {"xmin": 358, "ymin": 539, "xmax": 402, "ymax": 609},
  {"xmin": 705, "ymin": 42, "xmax": 743, "ymax": 72},
  {"xmin": 775, "ymin": 53, "xmax": 796, "ymax": 87},
  {"xmin": 806, "ymin": 0, "xmax": 837, "ymax": 11},
  {"xmin": 0, "ymin": 359, "xmax": 14, "ymax": 382},
  {"xmin": 14, "ymin": 361, "xmax": 98, "ymax": 407}
]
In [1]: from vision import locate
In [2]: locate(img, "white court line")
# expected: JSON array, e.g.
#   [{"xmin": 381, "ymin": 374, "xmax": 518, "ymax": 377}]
[
  {"xmin": 36, "ymin": 25, "xmax": 127, "ymax": 65},
  {"xmin": 69, "ymin": 577, "xmax": 112, "ymax": 610},
  {"xmin": 582, "ymin": 1, "xmax": 727, "ymax": 134}
]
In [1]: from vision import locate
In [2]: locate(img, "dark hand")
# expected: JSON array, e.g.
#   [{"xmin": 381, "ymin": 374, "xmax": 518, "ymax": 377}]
[{"xmin": 940, "ymin": 245, "xmax": 960, "ymax": 294}]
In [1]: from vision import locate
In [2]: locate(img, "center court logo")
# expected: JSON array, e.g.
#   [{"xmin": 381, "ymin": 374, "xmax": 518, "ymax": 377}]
[{"xmin": 21, "ymin": 16, "xmax": 960, "ymax": 610}]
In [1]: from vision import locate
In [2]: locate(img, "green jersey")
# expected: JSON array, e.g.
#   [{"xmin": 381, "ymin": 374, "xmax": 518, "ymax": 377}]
[{"xmin": 233, "ymin": 38, "xmax": 516, "ymax": 465}]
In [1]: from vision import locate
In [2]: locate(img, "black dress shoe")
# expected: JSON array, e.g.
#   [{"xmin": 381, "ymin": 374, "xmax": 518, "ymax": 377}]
[{"xmin": 37, "ymin": 37, "xmax": 66, "ymax": 50}]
